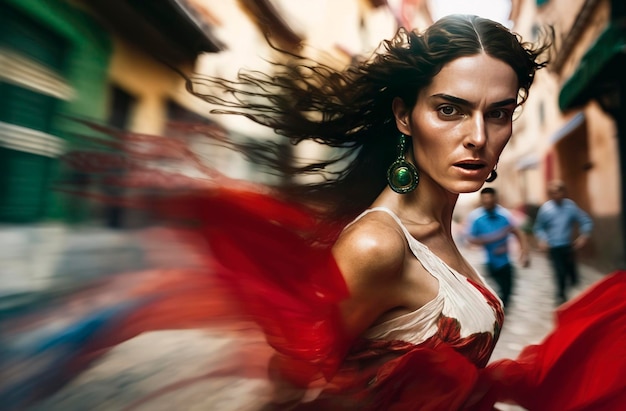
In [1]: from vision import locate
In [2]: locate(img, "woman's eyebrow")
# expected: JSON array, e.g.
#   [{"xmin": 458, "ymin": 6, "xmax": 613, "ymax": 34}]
[
  {"xmin": 490, "ymin": 98, "xmax": 518, "ymax": 108},
  {"xmin": 431, "ymin": 94, "xmax": 517, "ymax": 109}
]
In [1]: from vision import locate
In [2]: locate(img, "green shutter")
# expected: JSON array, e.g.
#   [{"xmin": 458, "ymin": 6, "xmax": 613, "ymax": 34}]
[
  {"xmin": 0, "ymin": 5, "xmax": 67, "ymax": 71},
  {"xmin": 559, "ymin": 23, "xmax": 626, "ymax": 111},
  {"xmin": 0, "ymin": 7, "xmax": 65, "ymax": 222},
  {"xmin": 0, "ymin": 148, "xmax": 52, "ymax": 222},
  {"xmin": 0, "ymin": 83, "xmax": 58, "ymax": 132}
]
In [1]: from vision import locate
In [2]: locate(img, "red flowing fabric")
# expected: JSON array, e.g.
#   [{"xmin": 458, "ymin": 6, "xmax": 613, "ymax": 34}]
[
  {"xmin": 3, "ymin": 129, "xmax": 625, "ymax": 410},
  {"xmin": 158, "ymin": 188, "xmax": 352, "ymax": 383},
  {"xmin": 166, "ymin": 188, "xmax": 626, "ymax": 410},
  {"xmin": 480, "ymin": 270, "xmax": 626, "ymax": 411}
]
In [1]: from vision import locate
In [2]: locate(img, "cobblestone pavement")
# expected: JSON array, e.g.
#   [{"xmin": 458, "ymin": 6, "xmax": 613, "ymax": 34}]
[{"xmin": 2, "ymin": 226, "xmax": 609, "ymax": 411}]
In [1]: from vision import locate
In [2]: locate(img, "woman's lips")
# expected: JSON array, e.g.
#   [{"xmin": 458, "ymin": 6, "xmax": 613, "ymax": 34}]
[
  {"xmin": 454, "ymin": 163, "xmax": 485, "ymax": 170},
  {"xmin": 453, "ymin": 162, "xmax": 487, "ymax": 177}
]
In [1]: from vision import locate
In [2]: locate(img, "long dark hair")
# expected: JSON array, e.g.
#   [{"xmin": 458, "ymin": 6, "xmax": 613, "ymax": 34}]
[{"xmin": 188, "ymin": 14, "xmax": 551, "ymax": 224}]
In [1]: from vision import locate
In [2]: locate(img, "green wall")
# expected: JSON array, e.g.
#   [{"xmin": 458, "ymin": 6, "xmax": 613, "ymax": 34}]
[{"xmin": 0, "ymin": 0, "xmax": 112, "ymax": 222}]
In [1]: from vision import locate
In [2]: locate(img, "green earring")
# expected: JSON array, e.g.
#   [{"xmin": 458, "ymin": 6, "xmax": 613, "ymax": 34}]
[{"xmin": 387, "ymin": 134, "xmax": 419, "ymax": 194}]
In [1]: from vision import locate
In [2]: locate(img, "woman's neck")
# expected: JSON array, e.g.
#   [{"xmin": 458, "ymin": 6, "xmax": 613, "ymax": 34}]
[{"xmin": 374, "ymin": 182, "xmax": 458, "ymax": 237}]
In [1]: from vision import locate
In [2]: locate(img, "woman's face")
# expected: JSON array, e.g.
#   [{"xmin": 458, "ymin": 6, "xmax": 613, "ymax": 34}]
[{"xmin": 394, "ymin": 53, "xmax": 519, "ymax": 194}]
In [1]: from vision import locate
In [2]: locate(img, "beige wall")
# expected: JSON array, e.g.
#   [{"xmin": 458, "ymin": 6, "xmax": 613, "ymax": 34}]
[
  {"xmin": 542, "ymin": 0, "xmax": 618, "ymax": 218},
  {"xmin": 187, "ymin": 0, "xmax": 405, "ymax": 183},
  {"xmin": 107, "ymin": 35, "xmax": 206, "ymax": 135},
  {"xmin": 584, "ymin": 102, "xmax": 619, "ymax": 215},
  {"xmin": 191, "ymin": 0, "xmax": 398, "ymax": 137},
  {"xmin": 455, "ymin": 0, "xmax": 623, "ymax": 269},
  {"xmin": 491, "ymin": 0, "xmax": 613, "ymax": 206},
  {"xmin": 505, "ymin": 0, "xmax": 622, "ymax": 268},
  {"xmin": 553, "ymin": 0, "xmax": 612, "ymax": 80},
  {"xmin": 574, "ymin": 102, "xmax": 622, "ymax": 268}
]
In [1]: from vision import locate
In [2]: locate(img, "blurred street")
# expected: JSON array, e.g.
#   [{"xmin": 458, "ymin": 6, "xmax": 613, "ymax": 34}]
[
  {"xmin": 0, "ymin": 224, "xmax": 610, "ymax": 411},
  {"xmin": 1, "ymin": 0, "xmax": 625, "ymax": 409}
]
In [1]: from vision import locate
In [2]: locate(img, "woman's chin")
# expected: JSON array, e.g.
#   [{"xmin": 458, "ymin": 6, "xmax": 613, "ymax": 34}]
[{"xmin": 450, "ymin": 181, "xmax": 488, "ymax": 194}]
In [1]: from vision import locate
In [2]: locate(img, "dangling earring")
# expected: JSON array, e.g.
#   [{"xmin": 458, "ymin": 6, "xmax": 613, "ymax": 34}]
[
  {"xmin": 485, "ymin": 165, "xmax": 498, "ymax": 183},
  {"xmin": 387, "ymin": 134, "xmax": 419, "ymax": 194}
]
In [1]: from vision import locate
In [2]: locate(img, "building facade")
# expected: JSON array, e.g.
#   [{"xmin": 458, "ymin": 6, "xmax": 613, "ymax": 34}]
[
  {"xmin": 10, "ymin": 0, "xmax": 621, "ymax": 270},
  {"xmin": 0, "ymin": 0, "xmax": 221, "ymax": 225},
  {"xmin": 486, "ymin": 0, "xmax": 625, "ymax": 270},
  {"xmin": 555, "ymin": 0, "xmax": 626, "ymax": 269}
]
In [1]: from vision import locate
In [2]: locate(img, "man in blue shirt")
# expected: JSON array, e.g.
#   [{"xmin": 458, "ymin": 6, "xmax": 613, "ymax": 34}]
[
  {"xmin": 533, "ymin": 180, "xmax": 593, "ymax": 304},
  {"xmin": 466, "ymin": 188, "xmax": 530, "ymax": 308}
]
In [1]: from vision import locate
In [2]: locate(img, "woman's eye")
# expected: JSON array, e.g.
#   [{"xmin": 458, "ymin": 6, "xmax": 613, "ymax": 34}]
[
  {"xmin": 438, "ymin": 105, "xmax": 459, "ymax": 116},
  {"xmin": 487, "ymin": 109, "xmax": 509, "ymax": 120}
]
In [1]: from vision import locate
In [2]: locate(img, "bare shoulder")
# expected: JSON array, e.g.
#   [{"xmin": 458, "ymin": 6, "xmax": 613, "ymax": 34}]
[
  {"xmin": 331, "ymin": 212, "xmax": 423, "ymax": 340},
  {"xmin": 332, "ymin": 213, "xmax": 407, "ymax": 286}
]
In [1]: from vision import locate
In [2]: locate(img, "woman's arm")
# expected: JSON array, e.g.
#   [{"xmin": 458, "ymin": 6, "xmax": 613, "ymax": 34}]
[
  {"xmin": 332, "ymin": 220, "xmax": 408, "ymax": 342},
  {"xmin": 510, "ymin": 226, "xmax": 530, "ymax": 267},
  {"xmin": 264, "ymin": 218, "xmax": 407, "ymax": 405}
]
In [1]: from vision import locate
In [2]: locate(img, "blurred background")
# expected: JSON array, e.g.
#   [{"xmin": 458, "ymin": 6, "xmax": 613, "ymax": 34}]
[
  {"xmin": 0, "ymin": 0, "xmax": 625, "ymax": 409},
  {"xmin": 1, "ymin": 0, "xmax": 625, "ymax": 263}
]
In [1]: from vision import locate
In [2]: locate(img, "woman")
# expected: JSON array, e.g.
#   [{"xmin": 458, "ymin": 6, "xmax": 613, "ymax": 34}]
[
  {"xmin": 178, "ymin": 14, "xmax": 537, "ymax": 407},
  {"xmin": 2, "ymin": 14, "xmax": 625, "ymax": 411}
]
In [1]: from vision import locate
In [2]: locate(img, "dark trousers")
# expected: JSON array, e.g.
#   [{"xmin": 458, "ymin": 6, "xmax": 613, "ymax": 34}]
[
  {"xmin": 548, "ymin": 245, "xmax": 579, "ymax": 301},
  {"xmin": 487, "ymin": 263, "xmax": 513, "ymax": 307}
]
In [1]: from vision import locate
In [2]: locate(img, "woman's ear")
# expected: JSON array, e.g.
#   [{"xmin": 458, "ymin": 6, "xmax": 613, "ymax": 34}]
[{"xmin": 392, "ymin": 97, "xmax": 411, "ymax": 135}]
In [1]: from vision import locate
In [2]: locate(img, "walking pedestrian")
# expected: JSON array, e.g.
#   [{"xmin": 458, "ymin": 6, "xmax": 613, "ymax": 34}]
[
  {"xmin": 533, "ymin": 180, "xmax": 593, "ymax": 304},
  {"xmin": 466, "ymin": 187, "xmax": 530, "ymax": 308}
]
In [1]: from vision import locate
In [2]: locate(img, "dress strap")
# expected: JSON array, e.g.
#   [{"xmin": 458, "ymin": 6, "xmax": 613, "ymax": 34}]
[
  {"xmin": 345, "ymin": 207, "xmax": 429, "ymax": 254},
  {"xmin": 345, "ymin": 207, "xmax": 396, "ymax": 229},
  {"xmin": 346, "ymin": 207, "xmax": 470, "ymax": 284}
]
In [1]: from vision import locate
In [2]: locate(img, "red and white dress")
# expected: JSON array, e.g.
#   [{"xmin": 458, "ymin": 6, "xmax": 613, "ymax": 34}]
[
  {"xmin": 291, "ymin": 207, "xmax": 504, "ymax": 410},
  {"xmin": 2, "ymin": 189, "xmax": 625, "ymax": 411}
]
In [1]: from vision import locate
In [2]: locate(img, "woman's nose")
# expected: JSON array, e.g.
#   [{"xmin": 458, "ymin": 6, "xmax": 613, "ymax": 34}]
[{"xmin": 464, "ymin": 116, "xmax": 487, "ymax": 149}]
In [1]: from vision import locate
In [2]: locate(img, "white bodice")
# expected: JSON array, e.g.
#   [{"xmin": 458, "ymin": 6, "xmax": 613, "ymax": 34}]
[{"xmin": 350, "ymin": 207, "xmax": 501, "ymax": 345}]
